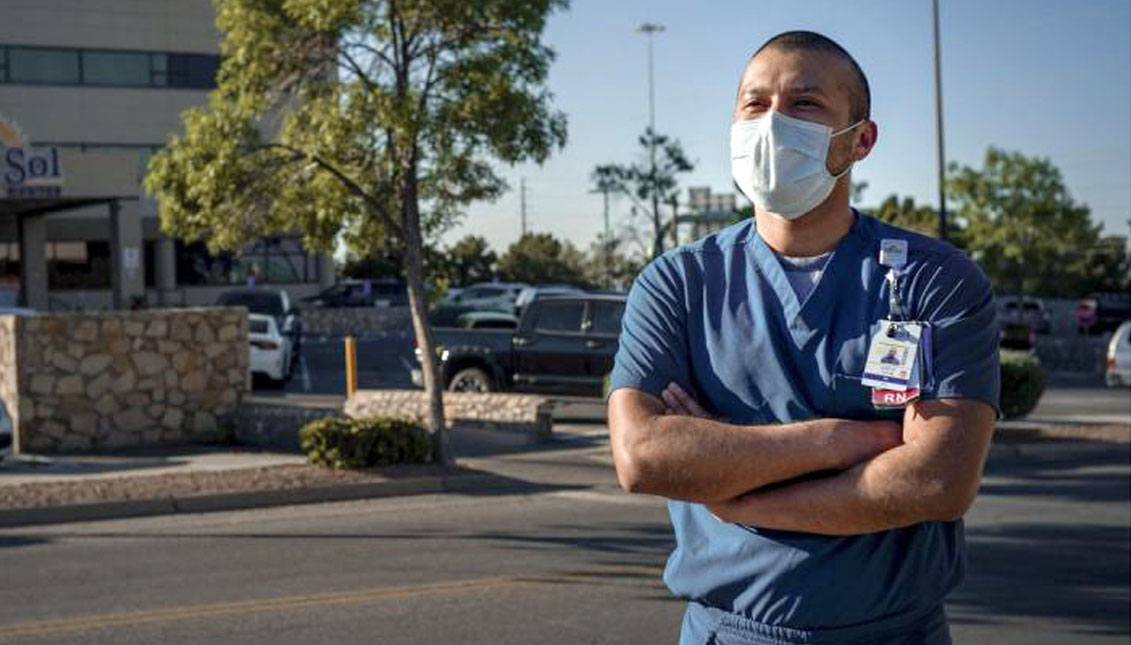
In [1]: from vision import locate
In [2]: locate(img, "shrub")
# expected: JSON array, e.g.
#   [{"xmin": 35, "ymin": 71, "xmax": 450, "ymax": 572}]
[
  {"xmin": 300, "ymin": 416, "xmax": 432, "ymax": 469},
  {"xmin": 999, "ymin": 350, "xmax": 1046, "ymax": 420}
]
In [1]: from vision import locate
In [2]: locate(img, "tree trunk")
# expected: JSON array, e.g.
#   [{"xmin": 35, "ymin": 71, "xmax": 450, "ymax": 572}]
[
  {"xmin": 400, "ymin": 170, "xmax": 452, "ymax": 467},
  {"xmin": 650, "ymin": 190, "xmax": 663, "ymax": 259}
]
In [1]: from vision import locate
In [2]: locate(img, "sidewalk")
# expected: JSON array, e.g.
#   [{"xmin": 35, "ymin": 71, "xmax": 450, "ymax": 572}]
[{"xmin": 0, "ymin": 417, "xmax": 1126, "ymax": 528}]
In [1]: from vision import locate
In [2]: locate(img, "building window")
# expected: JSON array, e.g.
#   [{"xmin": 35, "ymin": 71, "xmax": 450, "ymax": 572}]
[
  {"xmin": 0, "ymin": 45, "xmax": 218, "ymax": 89},
  {"xmin": 175, "ymin": 237, "xmax": 312, "ymax": 287},
  {"xmin": 0, "ymin": 242, "xmax": 20, "ymax": 279},
  {"xmin": 81, "ymin": 50, "xmax": 152, "ymax": 86},
  {"xmin": 143, "ymin": 240, "xmax": 156, "ymax": 288},
  {"xmin": 166, "ymin": 53, "xmax": 220, "ymax": 89},
  {"xmin": 46, "ymin": 241, "xmax": 111, "ymax": 290},
  {"xmin": 7, "ymin": 47, "xmax": 80, "ymax": 84}
]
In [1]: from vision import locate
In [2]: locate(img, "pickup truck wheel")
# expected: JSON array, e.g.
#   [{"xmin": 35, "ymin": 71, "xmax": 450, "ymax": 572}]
[{"xmin": 448, "ymin": 367, "xmax": 493, "ymax": 393}]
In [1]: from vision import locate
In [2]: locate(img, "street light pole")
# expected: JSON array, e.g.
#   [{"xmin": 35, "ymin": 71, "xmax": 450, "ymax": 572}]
[
  {"xmin": 931, "ymin": 0, "xmax": 948, "ymax": 241},
  {"xmin": 637, "ymin": 22, "xmax": 665, "ymax": 258}
]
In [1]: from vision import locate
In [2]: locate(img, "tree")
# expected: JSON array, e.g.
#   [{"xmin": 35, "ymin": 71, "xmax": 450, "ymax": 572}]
[
  {"xmin": 593, "ymin": 128, "xmax": 694, "ymax": 258},
  {"xmin": 948, "ymin": 147, "xmax": 1106, "ymax": 298},
  {"xmin": 582, "ymin": 233, "xmax": 646, "ymax": 290},
  {"xmin": 871, "ymin": 195, "xmax": 944, "ymax": 240},
  {"xmin": 496, "ymin": 232, "xmax": 588, "ymax": 286},
  {"xmin": 444, "ymin": 235, "xmax": 497, "ymax": 287},
  {"xmin": 145, "ymin": 0, "xmax": 568, "ymax": 465}
]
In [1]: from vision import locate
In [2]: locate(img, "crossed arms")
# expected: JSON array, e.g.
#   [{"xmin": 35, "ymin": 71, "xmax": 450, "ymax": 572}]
[{"xmin": 607, "ymin": 383, "xmax": 996, "ymax": 535}]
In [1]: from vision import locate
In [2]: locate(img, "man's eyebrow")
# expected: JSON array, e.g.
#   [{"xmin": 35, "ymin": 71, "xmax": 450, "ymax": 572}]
[{"xmin": 738, "ymin": 84, "xmax": 827, "ymax": 99}]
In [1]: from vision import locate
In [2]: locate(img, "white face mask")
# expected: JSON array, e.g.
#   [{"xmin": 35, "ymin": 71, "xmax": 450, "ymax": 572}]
[{"xmin": 730, "ymin": 111, "xmax": 864, "ymax": 221}]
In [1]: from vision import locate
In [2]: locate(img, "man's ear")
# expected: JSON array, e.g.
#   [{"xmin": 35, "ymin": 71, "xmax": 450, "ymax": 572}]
[{"xmin": 853, "ymin": 121, "xmax": 879, "ymax": 162}]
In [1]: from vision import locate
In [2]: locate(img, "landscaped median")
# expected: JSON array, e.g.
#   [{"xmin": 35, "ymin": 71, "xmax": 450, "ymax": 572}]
[{"xmin": 0, "ymin": 448, "xmax": 520, "ymax": 528}]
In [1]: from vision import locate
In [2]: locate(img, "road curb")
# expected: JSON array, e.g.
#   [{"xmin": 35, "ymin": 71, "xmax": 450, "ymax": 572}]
[{"xmin": 0, "ymin": 472, "xmax": 510, "ymax": 529}]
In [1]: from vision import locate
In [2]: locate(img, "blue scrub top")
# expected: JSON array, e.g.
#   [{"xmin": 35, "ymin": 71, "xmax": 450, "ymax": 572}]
[{"xmin": 608, "ymin": 212, "xmax": 1000, "ymax": 630}]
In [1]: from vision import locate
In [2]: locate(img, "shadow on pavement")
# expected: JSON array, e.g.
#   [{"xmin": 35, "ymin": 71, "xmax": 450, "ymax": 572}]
[
  {"xmin": 981, "ymin": 442, "xmax": 1131, "ymax": 503},
  {"xmin": 951, "ymin": 442, "xmax": 1131, "ymax": 636},
  {"xmin": 951, "ymin": 522, "xmax": 1131, "ymax": 636}
]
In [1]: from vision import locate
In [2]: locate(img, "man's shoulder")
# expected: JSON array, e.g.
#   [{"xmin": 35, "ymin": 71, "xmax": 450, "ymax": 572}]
[
  {"xmin": 858, "ymin": 213, "xmax": 969, "ymax": 269},
  {"xmin": 639, "ymin": 219, "xmax": 754, "ymax": 281}
]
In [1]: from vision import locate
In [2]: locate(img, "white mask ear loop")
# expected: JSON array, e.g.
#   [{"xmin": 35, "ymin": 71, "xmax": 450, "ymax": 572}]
[{"xmin": 829, "ymin": 119, "xmax": 867, "ymax": 178}]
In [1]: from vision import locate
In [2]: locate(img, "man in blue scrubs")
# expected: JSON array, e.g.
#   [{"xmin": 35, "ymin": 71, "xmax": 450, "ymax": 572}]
[{"xmin": 607, "ymin": 31, "xmax": 999, "ymax": 644}]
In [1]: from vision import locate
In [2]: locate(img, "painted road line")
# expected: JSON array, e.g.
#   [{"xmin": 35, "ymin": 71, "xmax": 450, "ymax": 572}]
[{"xmin": 0, "ymin": 576, "xmax": 532, "ymax": 639}]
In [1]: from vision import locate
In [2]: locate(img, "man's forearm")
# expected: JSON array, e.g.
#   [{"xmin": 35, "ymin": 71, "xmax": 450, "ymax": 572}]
[
  {"xmin": 608, "ymin": 389, "xmax": 900, "ymax": 504},
  {"xmin": 707, "ymin": 400, "xmax": 996, "ymax": 535},
  {"xmin": 707, "ymin": 442, "xmax": 952, "ymax": 534},
  {"xmin": 621, "ymin": 415, "xmax": 845, "ymax": 503}
]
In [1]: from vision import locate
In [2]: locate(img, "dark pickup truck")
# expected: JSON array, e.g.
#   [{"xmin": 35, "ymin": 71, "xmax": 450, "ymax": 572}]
[{"xmin": 412, "ymin": 294, "xmax": 627, "ymax": 397}]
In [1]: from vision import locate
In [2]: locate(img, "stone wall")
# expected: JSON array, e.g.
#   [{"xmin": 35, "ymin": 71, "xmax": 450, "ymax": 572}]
[
  {"xmin": 233, "ymin": 396, "xmax": 342, "ymax": 453},
  {"xmin": 344, "ymin": 390, "xmax": 553, "ymax": 438},
  {"xmin": 300, "ymin": 306, "xmax": 413, "ymax": 338},
  {"xmin": 0, "ymin": 308, "xmax": 249, "ymax": 454}
]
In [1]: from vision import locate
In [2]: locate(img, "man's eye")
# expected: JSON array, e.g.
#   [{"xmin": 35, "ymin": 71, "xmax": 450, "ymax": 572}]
[{"xmin": 796, "ymin": 99, "xmax": 821, "ymax": 108}]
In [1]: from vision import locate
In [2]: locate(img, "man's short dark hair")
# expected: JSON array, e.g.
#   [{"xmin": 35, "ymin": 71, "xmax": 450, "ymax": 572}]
[{"xmin": 752, "ymin": 31, "xmax": 871, "ymax": 122}]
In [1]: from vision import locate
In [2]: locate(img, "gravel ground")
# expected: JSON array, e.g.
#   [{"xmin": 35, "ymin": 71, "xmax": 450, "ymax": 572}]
[
  {"xmin": 0, "ymin": 424, "xmax": 1126, "ymax": 512},
  {"xmin": 0, "ymin": 462, "xmax": 458, "ymax": 511}
]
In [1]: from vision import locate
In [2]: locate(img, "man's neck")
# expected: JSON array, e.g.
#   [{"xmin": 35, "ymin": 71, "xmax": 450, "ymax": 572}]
[{"xmin": 754, "ymin": 185, "xmax": 856, "ymax": 257}]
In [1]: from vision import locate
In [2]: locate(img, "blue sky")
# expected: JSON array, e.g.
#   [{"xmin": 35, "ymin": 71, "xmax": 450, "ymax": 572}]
[{"xmin": 451, "ymin": 0, "xmax": 1131, "ymax": 254}]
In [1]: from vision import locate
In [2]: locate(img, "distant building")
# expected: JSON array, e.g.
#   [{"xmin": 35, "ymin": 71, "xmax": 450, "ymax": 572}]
[{"xmin": 0, "ymin": 0, "xmax": 334, "ymax": 311}]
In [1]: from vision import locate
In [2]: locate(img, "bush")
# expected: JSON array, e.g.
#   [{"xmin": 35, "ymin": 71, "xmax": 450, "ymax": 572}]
[
  {"xmin": 300, "ymin": 416, "xmax": 432, "ymax": 469},
  {"xmin": 999, "ymin": 350, "xmax": 1046, "ymax": 420}
]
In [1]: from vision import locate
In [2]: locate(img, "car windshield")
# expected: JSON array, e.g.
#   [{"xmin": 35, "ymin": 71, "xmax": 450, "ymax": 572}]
[{"xmin": 218, "ymin": 292, "xmax": 284, "ymax": 316}]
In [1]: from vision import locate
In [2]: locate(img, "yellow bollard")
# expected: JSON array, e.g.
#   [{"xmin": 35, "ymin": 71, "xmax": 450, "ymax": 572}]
[{"xmin": 344, "ymin": 335, "xmax": 357, "ymax": 398}]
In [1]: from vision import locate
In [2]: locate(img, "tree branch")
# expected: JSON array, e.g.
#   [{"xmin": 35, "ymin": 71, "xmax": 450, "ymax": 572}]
[{"xmin": 255, "ymin": 144, "xmax": 404, "ymax": 238}]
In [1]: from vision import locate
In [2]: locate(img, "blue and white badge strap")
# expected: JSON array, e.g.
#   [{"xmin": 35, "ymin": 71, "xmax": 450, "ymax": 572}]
[
  {"xmin": 879, "ymin": 239, "xmax": 909, "ymax": 321},
  {"xmin": 886, "ymin": 270, "xmax": 906, "ymax": 321}
]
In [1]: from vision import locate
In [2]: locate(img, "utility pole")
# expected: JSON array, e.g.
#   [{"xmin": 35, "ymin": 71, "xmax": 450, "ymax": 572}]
[
  {"xmin": 602, "ymin": 187, "xmax": 611, "ymax": 286},
  {"xmin": 637, "ymin": 22, "xmax": 665, "ymax": 258},
  {"xmin": 520, "ymin": 177, "xmax": 528, "ymax": 237},
  {"xmin": 591, "ymin": 177, "xmax": 615, "ymax": 288},
  {"xmin": 931, "ymin": 0, "xmax": 948, "ymax": 241}
]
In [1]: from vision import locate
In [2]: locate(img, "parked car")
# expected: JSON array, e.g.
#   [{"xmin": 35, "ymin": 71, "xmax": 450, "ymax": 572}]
[
  {"xmin": 413, "ymin": 293, "xmax": 627, "ymax": 396},
  {"xmin": 302, "ymin": 281, "xmax": 374, "ymax": 308},
  {"xmin": 513, "ymin": 284, "xmax": 586, "ymax": 315},
  {"xmin": 998, "ymin": 296, "xmax": 1051, "ymax": 335},
  {"xmin": 303, "ymin": 279, "xmax": 409, "ymax": 308},
  {"xmin": 443, "ymin": 282, "xmax": 527, "ymax": 311},
  {"xmin": 216, "ymin": 288, "xmax": 302, "ymax": 385},
  {"xmin": 1077, "ymin": 292, "xmax": 1131, "ymax": 335},
  {"xmin": 1106, "ymin": 320, "xmax": 1131, "ymax": 387},
  {"xmin": 247, "ymin": 314, "xmax": 294, "ymax": 386},
  {"xmin": 457, "ymin": 311, "xmax": 519, "ymax": 330}
]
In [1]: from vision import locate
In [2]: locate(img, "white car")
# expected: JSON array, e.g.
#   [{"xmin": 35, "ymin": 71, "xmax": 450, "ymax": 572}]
[
  {"xmin": 444, "ymin": 282, "xmax": 527, "ymax": 312},
  {"xmin": 248, "ymin": 314, "xmax": 293, "ymax": 386},
  {"xmin": 216, "ymin": 288, "xmax": 301, "ymax": 388},
  {"xmin": 1105, "ymin": 320, "xmax": 1131, "ymax": 387}
]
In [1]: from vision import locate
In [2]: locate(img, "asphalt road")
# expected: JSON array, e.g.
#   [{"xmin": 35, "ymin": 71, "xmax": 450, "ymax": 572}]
[{"xmin": 0, "ymin": 438, "xmax": 1127, "ymax": 644}]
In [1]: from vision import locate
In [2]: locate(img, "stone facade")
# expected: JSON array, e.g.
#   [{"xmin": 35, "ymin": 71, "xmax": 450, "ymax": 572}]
[
  {"xmin": 233, "ymin": 396, "xmax": 341, "ymax": 453},
  {"xmin": 300, "ymin": 306, "xmax": 413, "ymax": 337},
  {"xmin": 0, "ymin": 308, "xmax": 249, "ymax": 454},
  {"xmin": 344, "ymin": 390, "xmax": 553, "ymax": 438}
]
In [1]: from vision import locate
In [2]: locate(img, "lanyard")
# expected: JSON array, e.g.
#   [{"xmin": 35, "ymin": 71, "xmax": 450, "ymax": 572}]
[{"xmin": 885, "ymin": 270, "xmax": 906, "ymax": 321}]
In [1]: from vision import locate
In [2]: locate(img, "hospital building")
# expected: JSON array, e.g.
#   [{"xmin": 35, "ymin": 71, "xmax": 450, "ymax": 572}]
[{"xmin": 0, "ymin": 0, "xmax": 335, "ymax": 312}]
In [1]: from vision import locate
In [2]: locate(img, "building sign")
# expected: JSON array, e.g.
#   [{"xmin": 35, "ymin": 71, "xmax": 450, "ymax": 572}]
[{"xmin": 0, "ymin": 114, "xmax": 65, "ymax": 199}]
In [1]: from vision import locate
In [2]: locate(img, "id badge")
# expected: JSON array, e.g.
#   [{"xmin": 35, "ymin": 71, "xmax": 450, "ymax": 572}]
[
  {"xmin": 872, "ymin": 359, "xmax": 922, "ymax": 408},
  {"xmin": 861, "ymin": 320, "xmax": 922, "ymax": 392}
]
